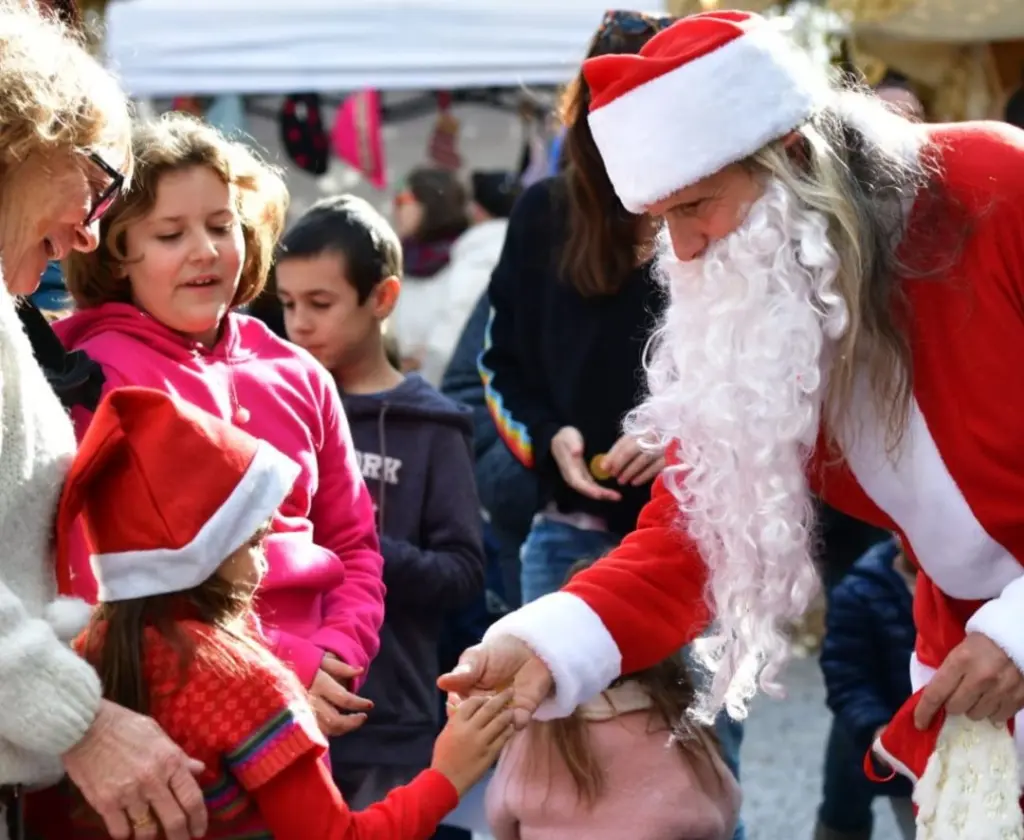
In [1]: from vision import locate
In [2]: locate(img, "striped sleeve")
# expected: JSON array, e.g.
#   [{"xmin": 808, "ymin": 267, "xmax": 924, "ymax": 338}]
[
  {"xmin": 225, "ymin": 704, "xmax": 324, "ymax": 789},
  {"xmin": 212, "ymin": 653, "xmax": 327, "ymax": 791},
  {"xmin": 477, "ymin": 180, "xmax": 563, "ymax": 471}
]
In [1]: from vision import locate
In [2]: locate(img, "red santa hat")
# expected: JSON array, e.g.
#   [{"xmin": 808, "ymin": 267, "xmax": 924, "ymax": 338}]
[
  {"xmin": 583, "ymin": 10, "xmax": 831, "ymax": 213},
  {"xmin": 54, "ymin": 387, "xmax": 300, "ymax": 606}
]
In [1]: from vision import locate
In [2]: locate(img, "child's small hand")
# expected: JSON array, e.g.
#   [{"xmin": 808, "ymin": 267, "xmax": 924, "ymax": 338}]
[
  {"xmin": 310, "ymin": 658, "xmax": 373, "ymax": 737},
  {"xmin": 431, "ymin": 689, "xmax": 515, "ymax": 796}
]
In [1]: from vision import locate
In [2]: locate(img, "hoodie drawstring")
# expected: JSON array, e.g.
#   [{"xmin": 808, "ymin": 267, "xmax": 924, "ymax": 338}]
[{"xmin": 376, "ymin": 403, "xmax": 389, "ymax": 533}]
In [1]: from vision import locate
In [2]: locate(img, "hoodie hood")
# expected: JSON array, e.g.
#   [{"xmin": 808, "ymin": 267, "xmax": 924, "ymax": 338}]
[
  {"xmin": 54, "ymin": 302, "xmax": 258, "ymax": 363},
  {"xmin": 341, "ymin": 374, "xmax": 473, "ymax": 437}
]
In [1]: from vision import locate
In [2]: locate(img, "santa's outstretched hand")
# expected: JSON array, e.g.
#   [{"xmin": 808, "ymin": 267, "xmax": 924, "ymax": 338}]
[{"xmin": 438, "ymin": 637, "xmax": 553, "ymax": 729}]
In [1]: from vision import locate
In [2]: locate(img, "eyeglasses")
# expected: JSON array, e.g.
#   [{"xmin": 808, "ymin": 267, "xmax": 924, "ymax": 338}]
[
  {"xmin": 595, "ymin": 9, "xmax": 675, "ymax": 46},
  {"xmin": 83, "ymin": 151, "xmax": 125, "ymax": 227}
]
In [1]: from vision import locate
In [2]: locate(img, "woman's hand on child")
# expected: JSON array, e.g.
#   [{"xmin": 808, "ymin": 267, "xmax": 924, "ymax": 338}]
[
  {"xmin": 431, "ymin": 689, "xmax": 515, "ymax": 795},
  {"xmin": 438, "ymin": 637, "xmax": 553, "ymax": 729},
  {"xmin": 62, "ymin": 700, "xmax": 207, "ymax": 840},
  {"xmin": 310, "ymin": 656, "xmax": 374, "ymax": 737}
]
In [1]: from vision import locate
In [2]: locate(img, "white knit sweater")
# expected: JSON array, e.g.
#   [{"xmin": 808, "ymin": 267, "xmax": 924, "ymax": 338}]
[{"xmin": 0, "ymin": 277, "xmax": 100, "ymax": 791}]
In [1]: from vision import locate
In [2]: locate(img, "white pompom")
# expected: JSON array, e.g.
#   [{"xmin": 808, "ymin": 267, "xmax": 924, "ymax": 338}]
[
  {"xmin": 915, "ymin": 715, "xmax": 1023, "ymax": 840},
  {"xmin": 44, "ymin": 597, "xmax": 94, "ymax": 642}
]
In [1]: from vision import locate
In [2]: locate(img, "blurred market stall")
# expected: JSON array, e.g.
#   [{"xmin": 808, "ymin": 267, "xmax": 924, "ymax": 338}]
[
  {"xmin": 669, "ymin": 0, "xmax": 1024, "ymax": 121},
  {"xmin": 102, "ymin": 0, "xmax": 662, "ymax": 94}
]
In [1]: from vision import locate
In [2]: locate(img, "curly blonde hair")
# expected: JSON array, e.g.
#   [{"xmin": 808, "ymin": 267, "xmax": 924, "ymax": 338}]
[
  {"xmin": 66, "ymin": 114, "xmax": 288, "ymax": 309},
  {"xmin": 0, "ymin": 0, "xmax": 130, "ymax": 177}
]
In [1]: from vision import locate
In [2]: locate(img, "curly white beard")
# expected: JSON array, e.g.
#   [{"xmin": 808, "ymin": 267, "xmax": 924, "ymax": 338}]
[{"xmin": 628, "ymin": 179, "xmax": 849, "ymax": 722}]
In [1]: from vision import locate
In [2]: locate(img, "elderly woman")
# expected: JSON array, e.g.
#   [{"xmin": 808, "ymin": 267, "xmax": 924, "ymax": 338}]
[{"xmin": 0, "ymin": 4, "xmax": 206, "ymax": 840}]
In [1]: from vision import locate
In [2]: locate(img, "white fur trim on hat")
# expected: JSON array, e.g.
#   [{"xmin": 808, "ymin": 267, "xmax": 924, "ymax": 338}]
[
  {"xmin": 914, "ymin": 716, "xmax": 1023, "ymax": 840},
  {"xmin": 92, "ymin": 441, "xmax": 300, "ymax": 602},
  {"xmin": 588, "ymin": 23, "xmax": 831, "ymax": 213},
  {"xmin": 44, "ymin": 597, "xmax": 94, "ymax": 642}
]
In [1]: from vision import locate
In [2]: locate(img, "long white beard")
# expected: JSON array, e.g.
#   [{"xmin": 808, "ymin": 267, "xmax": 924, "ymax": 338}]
[{"xmin": 628, "ymin": 179, "xmax": 849, "ymax": 722}]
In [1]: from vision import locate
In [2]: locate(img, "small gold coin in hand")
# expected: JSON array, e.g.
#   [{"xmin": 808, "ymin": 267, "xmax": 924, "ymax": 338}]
[{"xmin": 589, "ymin": 453, "xmax": 611, "ymax": 481}]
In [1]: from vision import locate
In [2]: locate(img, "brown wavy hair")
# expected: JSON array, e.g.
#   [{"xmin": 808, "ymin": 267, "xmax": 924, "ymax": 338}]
[
  {"xmin": 0, "ymin": 0, "xmax": 131, "ymax": 185},
  {"xmin": 557, "ymin": 12, "xmax": 674, "ymax": 297},
  {"xmin": 523, "ymin": 557, "xmax": 724, "ymax": 808},
  {"xmin": 65, "ymin": 113, "xmax": 288, "ymax": 310}
]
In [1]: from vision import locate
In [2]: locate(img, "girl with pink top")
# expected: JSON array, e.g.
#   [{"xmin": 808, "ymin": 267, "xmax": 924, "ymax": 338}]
[
  {"xmin": 485, "ymin": 560, "xmax": 740, "ymax": 840},
  {"xmin": 56, "ymin": 114, "xmax": 385, "ymax": 737}
]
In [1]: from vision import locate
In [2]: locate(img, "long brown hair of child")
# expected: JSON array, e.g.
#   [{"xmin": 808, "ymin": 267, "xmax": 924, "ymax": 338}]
[
  {"xmin": 83, "ymin": 575, "xmax": 257, "ymax": 716},
  {"xmin": 527, "ymin": 556, "xmax": 724, "ymax": 808}
]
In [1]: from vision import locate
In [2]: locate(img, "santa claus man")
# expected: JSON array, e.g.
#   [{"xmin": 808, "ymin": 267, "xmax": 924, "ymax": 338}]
[{"xmin": 441, "ymin": 9, "xmax": 1024, "ymax": 833}]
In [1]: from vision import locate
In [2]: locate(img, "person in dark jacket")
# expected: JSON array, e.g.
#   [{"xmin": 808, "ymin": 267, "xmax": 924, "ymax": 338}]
[
  {"xmin": 817, "ymin": 537, "xmax": 916, "ymax": 840},
  {"xmin": 274, "ymin": 193, "xmax": 485, "ymax": 807},
  {"xmin": 480, "ymin": 13, "xmax": 677, "ymax": 605},
  {"xmin": 441, "ymin": 291, "xmax": 541, "ymax": 609}
]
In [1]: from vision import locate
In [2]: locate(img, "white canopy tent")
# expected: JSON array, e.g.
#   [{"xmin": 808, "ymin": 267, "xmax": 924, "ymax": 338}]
[{"xmin": 104, "ymin": 0, "xmax": 668, "ymax": 97}]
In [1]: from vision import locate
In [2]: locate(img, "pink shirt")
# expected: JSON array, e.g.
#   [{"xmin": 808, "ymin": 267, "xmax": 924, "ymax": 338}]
[
  {"xmin": 55, "ymin": 303, "xmax": 385, "ymax": 687},
  {"xmin": 486, "ymin": 683, "xmax": 740, "ymax": 840}
]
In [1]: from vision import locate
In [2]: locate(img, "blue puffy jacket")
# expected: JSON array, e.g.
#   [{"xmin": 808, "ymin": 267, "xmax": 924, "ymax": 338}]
[{"xmin": 820, "ymin": 538, "xmax": 916, "ymax": 755}]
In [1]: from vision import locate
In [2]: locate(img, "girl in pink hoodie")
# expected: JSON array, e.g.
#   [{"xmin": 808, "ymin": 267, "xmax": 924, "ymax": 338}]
[
  {"xmin": 56, "ymin": 114, "xmax": 385, "ymax": 736},
  {"xmin": 484, "ymin": 560, "xmax": 741, "ymax": 840}
]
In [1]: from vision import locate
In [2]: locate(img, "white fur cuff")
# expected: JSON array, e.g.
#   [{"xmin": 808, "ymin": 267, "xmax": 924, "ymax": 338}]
[
  {"xmin": 482, "ymin": 591, "xmax": 622, "ymax": 720},
  {"xmin": 966, "ymin": 575, "xmax": 1024, "ymax": 673}
]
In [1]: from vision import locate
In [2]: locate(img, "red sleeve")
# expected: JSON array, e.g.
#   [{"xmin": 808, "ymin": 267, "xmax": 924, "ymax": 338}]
[
  {"xmin": 254, "ymin": 753, "xmax": 459, "ymax": 840},
  {"xmin": 482, "ymin": 467, "xmax": 709, "ymax": 719},
  {"xmin": 564, "ymin": 472, "xmax": 710, "ymax": 673}
]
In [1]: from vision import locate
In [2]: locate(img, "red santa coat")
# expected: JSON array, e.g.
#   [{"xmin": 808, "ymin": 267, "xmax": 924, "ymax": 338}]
[{"xmin": 488, "ymin": 121, "xmax": 1024, "ymax": 788}]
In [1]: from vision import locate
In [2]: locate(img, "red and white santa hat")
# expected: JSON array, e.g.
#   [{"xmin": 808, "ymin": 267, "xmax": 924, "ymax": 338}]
[
  {"xmin": 55, "ymin": 387, "xmax": 300, "ymax": 605},
  {"xmin": 583, "ymin": 10, "xmax": 831, "ymax": 213}
]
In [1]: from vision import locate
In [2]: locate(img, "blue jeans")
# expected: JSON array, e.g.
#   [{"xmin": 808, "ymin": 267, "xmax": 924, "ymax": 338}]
[{"xmin": 519, "ymin": 516, "xmax": 619, "ymax": 603}]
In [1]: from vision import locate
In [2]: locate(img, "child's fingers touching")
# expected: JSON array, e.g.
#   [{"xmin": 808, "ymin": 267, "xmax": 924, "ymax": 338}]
[
  {"xmin": 453, "ymin": 694, "xmax": 489, "ymax": 721},
  {"xmin": 467, "ymin": 689, "xmax": 514, "ymax": 726},
  {"xmin": 480, "ymin": 708, "xmax": 515, "ymax": 743}
]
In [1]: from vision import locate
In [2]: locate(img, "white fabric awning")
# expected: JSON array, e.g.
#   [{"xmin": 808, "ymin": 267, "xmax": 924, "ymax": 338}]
[{"xmin": 104, "ymin": 0, "xmax": 668, "ymax": 96}]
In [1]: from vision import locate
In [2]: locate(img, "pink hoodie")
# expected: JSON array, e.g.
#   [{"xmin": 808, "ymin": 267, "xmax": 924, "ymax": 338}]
[{"xmin": 55, "ymin": 303, "xmax": 385, "ymax": 687}]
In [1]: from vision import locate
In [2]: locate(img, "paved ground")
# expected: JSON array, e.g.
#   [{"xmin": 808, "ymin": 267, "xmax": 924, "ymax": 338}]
[{"xmin": 741, "ymin": 655, "xmax": 903, "ymax": 840}]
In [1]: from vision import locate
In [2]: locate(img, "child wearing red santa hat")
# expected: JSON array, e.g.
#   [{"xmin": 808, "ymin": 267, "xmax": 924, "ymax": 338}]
[{"xmin": 28, "ymin": 387, "xmax": 513, "ymax": 840}]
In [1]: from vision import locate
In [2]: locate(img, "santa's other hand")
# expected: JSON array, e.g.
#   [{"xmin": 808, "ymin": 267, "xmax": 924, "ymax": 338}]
[{"xmin": 915, "ymin": 633, "xmax": 1024, "ymax": 730}]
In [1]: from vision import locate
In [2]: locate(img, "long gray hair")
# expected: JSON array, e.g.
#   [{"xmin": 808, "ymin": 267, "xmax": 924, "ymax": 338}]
[{"xmin": 752, "ymin": 86, "xmax": 964, "ymax": 449}]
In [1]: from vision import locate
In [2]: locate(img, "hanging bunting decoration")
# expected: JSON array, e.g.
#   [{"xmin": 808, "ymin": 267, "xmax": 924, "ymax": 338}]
[{"xmin": 331, "ymin": 90, "xmax": 387, "ymax": 190}]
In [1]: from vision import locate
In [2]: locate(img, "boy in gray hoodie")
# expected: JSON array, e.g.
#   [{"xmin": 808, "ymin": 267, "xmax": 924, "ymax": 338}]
[{"xmin": 275, "ymin": 195, "xmax": 485, "ymax": 807}]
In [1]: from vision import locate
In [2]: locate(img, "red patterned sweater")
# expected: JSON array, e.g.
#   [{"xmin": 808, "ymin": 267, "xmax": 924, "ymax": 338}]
[{"xmin": 27, "ymin": 620, "xmax": 458, "ymax": 839}]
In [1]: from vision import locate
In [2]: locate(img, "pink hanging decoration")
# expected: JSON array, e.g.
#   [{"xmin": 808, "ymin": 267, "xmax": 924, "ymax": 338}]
[{"xmin": 331, "ymin": 90, "xmax": 387, "ymax": 190}]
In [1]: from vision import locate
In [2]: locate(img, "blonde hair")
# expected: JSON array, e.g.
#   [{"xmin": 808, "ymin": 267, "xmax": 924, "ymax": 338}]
[
  {"xmin": 0, "ymin": 0, "xmax": 130, "ymax": 178},
  {"xmin": 749, "ymin": 90, "xmax": 960, "ymax": 449},
  {"xmin": 66, "ymin": 113, "xmax": 288, "ymax": 309}
]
